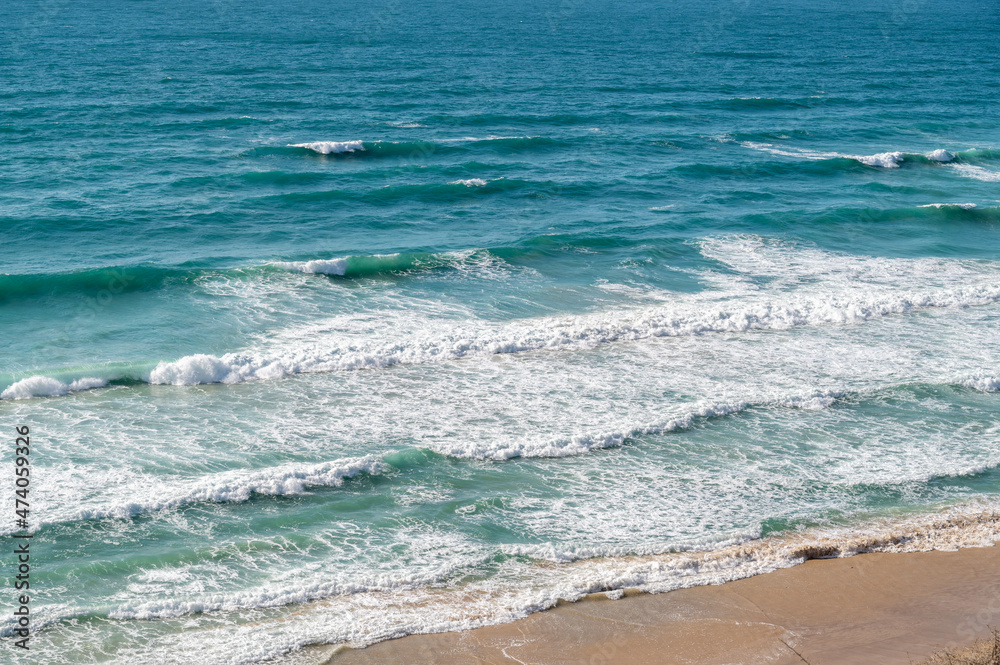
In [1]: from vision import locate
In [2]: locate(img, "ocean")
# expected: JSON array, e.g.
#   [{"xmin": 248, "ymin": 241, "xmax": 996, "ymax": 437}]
[{"xmin": 2, "ymin": 0, "xmax": 999, "ymax": 662}]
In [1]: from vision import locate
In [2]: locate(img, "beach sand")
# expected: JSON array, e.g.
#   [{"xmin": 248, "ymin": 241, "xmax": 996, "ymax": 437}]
[{"xmin": 322, "ymin": 543, "xmax": 1000, "ymax": 665}]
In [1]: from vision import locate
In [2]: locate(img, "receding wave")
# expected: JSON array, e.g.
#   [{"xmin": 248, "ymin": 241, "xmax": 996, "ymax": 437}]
[{"xmin": 19, "ymin": 503, "xmax": 1000, "ymax": 657}]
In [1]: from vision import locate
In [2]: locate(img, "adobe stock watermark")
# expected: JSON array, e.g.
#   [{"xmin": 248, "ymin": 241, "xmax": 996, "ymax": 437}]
[
  {"xmin": 71, "ymin": 270, "xmax": 135, "ymax": 324},
  {"xmin": 945, "ymin": 579, "xmax": 1000, "ymax": 653},
  {"xmin": 11, "ymin": 425, "xmax": 33, "ymax": 652},
  {"xmin": 3, "ymin": 0, "xmax": 70, "ymax": 60}
]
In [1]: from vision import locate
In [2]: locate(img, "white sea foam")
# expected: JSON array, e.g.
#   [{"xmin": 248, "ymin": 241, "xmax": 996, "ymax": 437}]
[
  {"xmin": 919, "ymin": 203, "xmax": 977, "ymax": 209},
  {"xmin": 142, "ymin": 275, "xmax": 1000, "ymax": 391},
  {"xmin": 270, "ymin": 251, "xmax": 505, "ymax": 278},
  {"xmin": 32, "ymin": 504, "xmax": 1000, "ymax": 665},
  {"xmin": 51, "ymin": 455, "xmax": 386, "ymax": 525},
  {"xmin": 739, "ymin": 141, "xmax": 841, "ymax": 161},
  {"xmin": 696, "ymin": 234, "xmax": 997, "ymax": 288},
  {"xmin": 854, "ymin": 151, "xmax": 906, "ymax": 168},
  {"xmin": 450, "ymin": 178, "xmax": 487, "ymax": 186},
  {"xmin": 8, "ymin": 238, "xmax": 1000, "ymax": 402},
  {"xmin": 961, "ymin": 375, "xmax": 1000, "ymax": 392},
  {"xmin": 433, "ymin": 392, "xmax": 835, "ymax": 460},
  {"xmin": 739, "ymin": 142, "xmax": 958, "ymax": 168},
  {"xmin": 926, "ymin": 148, "xmax": 955, "ymax": 162},
  {"xmin": 289, "ymin": 140, "xmax": 365, "ymax": 154},
  {"xmin": 148, "ymin": 353, "xmax": 237, "ymax": 385},
  {"xmin": 458, "ymin": 135, "xmax": 535, "ymax": 142},
  {"xmin": 439, "ymin": 401, "xmax": 749, "ymax": 460},
  {"xmin": 271, "ymin": 257, "xmax": 349, "ymax": 275},
  {"xmin": 0, "ymin": 375, "xmax": 107, "ymax": 400},
  {"xmin": 951, "ymin": 163, "xmax": 1000, "ymax": 182}
]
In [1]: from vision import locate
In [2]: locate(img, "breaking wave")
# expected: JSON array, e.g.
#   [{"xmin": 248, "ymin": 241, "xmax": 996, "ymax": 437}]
[
  {"xmin": 738, "ymin": 142, "xmax": 962, "ymax": 168},
  {"xmin": 263, "ymin": 136, "xmax": 566, "ymax": 159},
  {"xmin": 287, "ymin": 140, "xmax": 365, "ymax": 154},
  {"xmin": 6, "ymin": 276, "xmax": 1000, "ymax": 400},
  {"xmin": 271, "ymin": 249, "xmax": 499, "ymax": 277},
  {"xmin": 14, "ymin": 455, "xmax": 387, "ymax": 532},
  {"xmin": 0, "ymin": 376, "xmax": 108, "ymax": 400}
]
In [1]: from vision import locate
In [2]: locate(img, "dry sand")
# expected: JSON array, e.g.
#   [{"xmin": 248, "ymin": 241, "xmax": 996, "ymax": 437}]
[{"xmin": 322, "ymin": 544, "xmax": 1000, "ymax": 665}]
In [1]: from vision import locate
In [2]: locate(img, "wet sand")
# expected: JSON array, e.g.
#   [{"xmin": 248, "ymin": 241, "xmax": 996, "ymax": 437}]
[{"xmin": 323, "ymin": 544, "xmax": 1000, "ymax": 665}]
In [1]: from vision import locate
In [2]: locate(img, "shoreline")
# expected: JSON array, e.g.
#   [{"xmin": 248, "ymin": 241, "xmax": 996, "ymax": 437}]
[
  {"xmin": 267, "ymin": 505, "xmax": 1000, "ymax": 664},
  {"xmin": 319, "ymin": 542, "xmax": 1000, "ymax": 664}
]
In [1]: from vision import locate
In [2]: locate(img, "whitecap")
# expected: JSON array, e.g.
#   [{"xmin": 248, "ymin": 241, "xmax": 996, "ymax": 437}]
[
  {"xmin": 925, "ymin": 149, "xmax": 955, "ymax": 162},
  {"xmin": 45, "ymin": 455, "xmax": 387, "ymax": 526},
  {"xmin": 740, "ymin": 142, "xmax": 962, "ymax": 169},
  {"xmin": 951, "ymin": 164, "xmax": 1000, "ymax": 182},
  {"xmin": 288, "ymin": 140, "xmax": 365, "ymax": 154},
  {"xmin": 961, "ymin": 375, "xmax": 1000, "ymax": 392},
  {"xmin": 1, "ymin": 375, "xmax": 107, "ymax": 400},
  {"xmin": 272, "ymin": 257, "xmax": 349, "ymax": 275}
]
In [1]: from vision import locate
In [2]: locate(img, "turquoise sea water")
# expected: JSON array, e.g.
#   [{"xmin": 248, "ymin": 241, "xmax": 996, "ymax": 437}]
[{"xmin": 2, "ymin": 0, "xmax": 1000, "ymax": 662}]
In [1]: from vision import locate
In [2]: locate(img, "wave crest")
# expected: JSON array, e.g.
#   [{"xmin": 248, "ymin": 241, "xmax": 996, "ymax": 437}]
[
  {"xmin": 136, "ymin": 280, "xmax": 1000, "ymax": 392},
  {"xmin": 288, "ymin": 140, "xmax": 364, "ymax": 154},
  {"xmin": 1, "ymin": 376, "xmax": 107, "ymax": 400},
  {"xmin": 10, "ymin": 455, "xmax": 387, "ymax": 533},
  {"xmin": 271, "ymin": 249, "xmax": 502, "ymax": 278},
  {"xmin": 961, "ymin": 375, "xmax": 1000, "ymax": 392},
  {"xmin": 739, "ymin": 142, "xmax": 956, "ymax": 168}
]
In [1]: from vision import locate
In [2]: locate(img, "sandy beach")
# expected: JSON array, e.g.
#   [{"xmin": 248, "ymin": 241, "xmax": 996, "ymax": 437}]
[{"xmin": 324, "ymin": 542, "xmax": 1000, "ymax": 665}]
